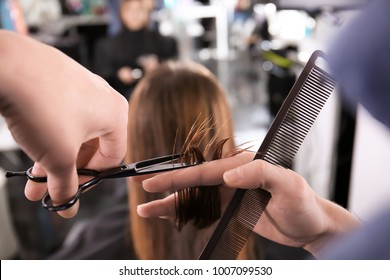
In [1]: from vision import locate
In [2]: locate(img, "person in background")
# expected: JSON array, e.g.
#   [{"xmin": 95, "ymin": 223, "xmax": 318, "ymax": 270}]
[
  {"xmin": 0, "ymin": 30, "xmax": 128, "ymax": 219},
  {"xmin": 94, "ymin": 0, "xmax": 178, "ymax": 100},
  {"xmin": 233, "ymin": 0, "xmax": 253, "ymax": 23},
  {"xmin": 107, "ymin": 0, "xmax": 161, "ymax": 36},
  {"xmin": 137, "ymin": 0, "xmax": 390, "ymax": 259},
  {"xmin": 0, "ymin": 0, "xmax": 28, "ymax": 34},
  {"xmin": 106, "ymin": 0, "xmax": 121, "ymax": 35},
  {"xmin": 47, "ymin": 61, "xmax": 263, "ymax": 259}
]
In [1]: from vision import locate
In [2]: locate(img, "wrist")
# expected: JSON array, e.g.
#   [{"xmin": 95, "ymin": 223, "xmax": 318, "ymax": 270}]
[{"xmin": 303, "ymin": 197, "xmax": 361, "ymax": 257}]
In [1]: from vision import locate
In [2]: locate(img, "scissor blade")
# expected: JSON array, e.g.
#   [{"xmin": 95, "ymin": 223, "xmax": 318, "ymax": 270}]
[{"xmin": 135, "ymin": 162, "xmax": 199, "ymax": 174}]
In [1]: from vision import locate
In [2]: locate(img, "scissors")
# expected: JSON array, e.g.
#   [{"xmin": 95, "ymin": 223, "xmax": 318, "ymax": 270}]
[{"xmin": 5, "ymin": 153, "xmax": 200, "ymax": 212}]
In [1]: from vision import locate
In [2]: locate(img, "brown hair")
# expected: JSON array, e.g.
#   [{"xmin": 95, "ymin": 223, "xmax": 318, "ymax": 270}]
[{"xmin": 126, "ymin": 60, "xmax": 257, "ymax": 259}]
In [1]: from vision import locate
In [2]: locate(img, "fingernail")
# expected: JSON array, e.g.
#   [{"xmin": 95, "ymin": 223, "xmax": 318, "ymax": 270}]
[
  {"xmin": 136, "ymin": 205, "xmax": 145, "ymax": 217},
  {"xmin": 224, "ymin": 169, "xmax": 240, "ymax": 184}
]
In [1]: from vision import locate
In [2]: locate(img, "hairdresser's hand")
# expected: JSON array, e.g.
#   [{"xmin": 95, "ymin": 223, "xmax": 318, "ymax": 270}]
[
  {"xmin": 138, "ymin": 151, "xmax": 360, "ymax": 257},
  {"xmin": 0, "ymin": 30, "xmax": 128, "ymax": 218}
]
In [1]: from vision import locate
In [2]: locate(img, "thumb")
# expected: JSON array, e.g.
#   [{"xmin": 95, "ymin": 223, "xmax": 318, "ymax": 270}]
[
  {"xmin": 82, "ymin": 96, "xmax": 128, "ymax": 170},
  {"xmin": 223, "ymin": 160, "xmax": 287, "ymax": 192},
  {"xmin": 84, "ymin": 128, "xmax": 127, "ymax": 170},
  {"xmin": 223, "ymin": 160, "xmax": 305, "ymax": 199},
  {"xmin": 223, "ymin": 160, "xmax": 267, "ymax": 189}
]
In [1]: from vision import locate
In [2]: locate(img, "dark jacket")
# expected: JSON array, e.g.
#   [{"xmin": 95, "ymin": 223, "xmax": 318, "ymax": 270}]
[{"xmin": 94, "ymin": 28, "xmax": 178, "ymax": 99}]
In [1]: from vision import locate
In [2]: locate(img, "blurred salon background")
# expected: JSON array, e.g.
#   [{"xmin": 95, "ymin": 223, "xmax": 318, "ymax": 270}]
[{"xmin": 3, "ymin": 0, "xmax": 388, "ymax": 260}]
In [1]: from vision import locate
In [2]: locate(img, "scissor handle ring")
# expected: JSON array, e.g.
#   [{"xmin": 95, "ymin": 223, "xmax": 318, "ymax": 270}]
[
  {"xmin": 26, "ymin": 167, "xmax": 48, "ymax": 182},
  {"xmin": 39, "ymin": 169, "xmax": 100, "ymax": 211},
  {"xmin": 41, "ymin": 190, "xmax": 82, "ymax": 211}
]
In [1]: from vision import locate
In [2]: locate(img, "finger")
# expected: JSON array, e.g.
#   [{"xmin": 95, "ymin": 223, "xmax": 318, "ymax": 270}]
[
  {"xmin": 45, "ymin": 164, "xmax": 79, "ymax": 218},
  {"xmin": 24, "ymin": 163, "xmax": 48, "ymax": 201},
  {"xmin": 137, "ymin": 194, "xmax": 176, "ymax": 218},
  {"xmin": 24, "ymin": 162, "xmax": 80, "ymax": 218},
  {"xmin": 130, "ymin": 173, "xmax": 155, "ymax": 186},
  {"xmin": 137, "ymin": 188, "xmax": 236, "ymax": 220},
  {"xmin": 142, "ymin": 152, "xmax": 254, "ymax": 193}
]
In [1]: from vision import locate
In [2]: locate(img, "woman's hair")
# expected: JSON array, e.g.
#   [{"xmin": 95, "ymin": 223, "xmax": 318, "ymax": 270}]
[{"xmin": 126, "ymin": 60, "xmax": 258, "ymax": 259}]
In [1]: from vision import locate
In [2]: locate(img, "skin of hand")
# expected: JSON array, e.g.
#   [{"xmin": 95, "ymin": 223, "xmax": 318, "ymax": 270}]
[
  {"xmin": 138, "ymin": 55, "xmax": 159, "ymax": 73},
  {"xmin": 117, "ymin": 66, "xmax": 135, "ymax": 84},
  {"xmin": 138, "ymin": 151, "xmax": 361, "ymax": 257},
  {"xmin": 0, "ymin": 30, "xmax": 128, "ymax": 218}
]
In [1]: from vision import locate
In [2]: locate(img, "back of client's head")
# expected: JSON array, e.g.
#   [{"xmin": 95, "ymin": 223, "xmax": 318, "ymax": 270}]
[{"xmin": 126, "ymin": 60, "xmax": 256, "ymax": 259}]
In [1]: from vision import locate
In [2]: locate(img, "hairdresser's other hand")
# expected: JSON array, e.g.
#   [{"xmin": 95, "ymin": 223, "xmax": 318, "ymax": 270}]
[
  {"xmin": 138, "ymin": 152, "xmax": 360, "ymax": 257},
  {"xmin": 117, "ymin": 66, "xmax": 136, "ymax": 84},
  {"xmin": 0, "ymin": 31, "xmax": 128, "ymax": 218}
]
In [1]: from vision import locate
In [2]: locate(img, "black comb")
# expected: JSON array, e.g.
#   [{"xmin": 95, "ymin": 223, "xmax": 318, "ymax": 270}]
[{"xmin": 198, "ymin": 50, "xmax": 336, "ymax": 259}]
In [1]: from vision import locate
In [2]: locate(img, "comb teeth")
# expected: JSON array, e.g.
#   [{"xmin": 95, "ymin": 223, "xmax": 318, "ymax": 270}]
[
  {"xmin": 205, "ymin": 189, "xmax": 271, "ymax": 259},
  {"xmin": 199, "ymin": 50, "xmax": 336, "ymax": 260},
  {"xmin": 263, "ymin": 67, "xmax": 336, "ymax": 168}
]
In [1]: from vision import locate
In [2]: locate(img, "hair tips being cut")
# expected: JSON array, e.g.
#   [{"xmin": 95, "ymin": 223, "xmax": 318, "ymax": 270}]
[{"xmin": 174, "ymin": 119, "xmax": 243, "ymax": 231}]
